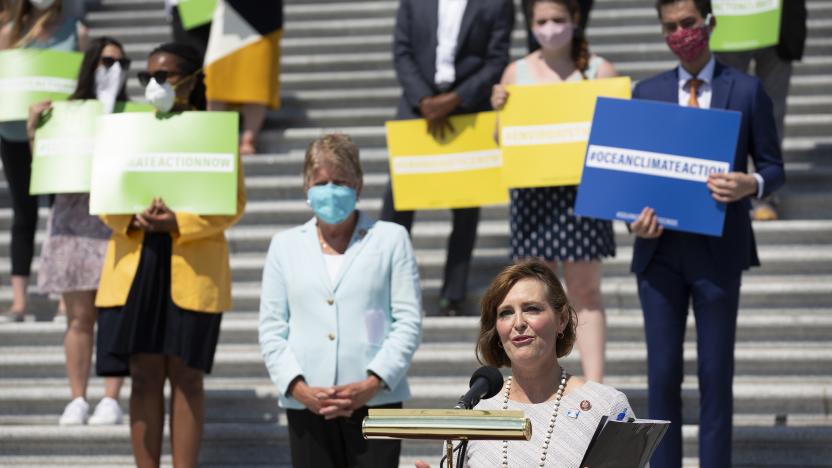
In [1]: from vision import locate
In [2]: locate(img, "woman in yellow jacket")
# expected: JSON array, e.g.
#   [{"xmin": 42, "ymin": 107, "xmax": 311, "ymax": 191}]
[{"xmin": 94, "ymin": 43, "xmax": 246, "ymax": 468}]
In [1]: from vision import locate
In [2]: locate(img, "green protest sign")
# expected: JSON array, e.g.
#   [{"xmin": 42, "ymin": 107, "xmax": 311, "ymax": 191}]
[
  {"xmin": 0, "ymin": 49, "xmax": 83, "ymax": 121},
  {"xmin": 31, "ymin": 100, "xmax": 101, "ymax": 195},
  {"xmin": 30, "ymin": 100, "xmax": 154, "ymax": 195},
  {"xmin": 114, "ymin": 102, "xmax": 155, "ymax": 113},
  {"xmin": 178, "ymin": 0, "xmax": 217, "ymax": 30},
  {"xmin": 89, "ymin": 111, "xmax": 239, "ymax": 215},
  {"xmin": 710, "ymin": 0, "xmax": 782, "ymax": 52}
]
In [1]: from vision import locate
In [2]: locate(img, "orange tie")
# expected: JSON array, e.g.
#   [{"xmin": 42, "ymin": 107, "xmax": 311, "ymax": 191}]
[{"xmin": 687, "ymin": 78, "xmax": 703, "ymax": 108}]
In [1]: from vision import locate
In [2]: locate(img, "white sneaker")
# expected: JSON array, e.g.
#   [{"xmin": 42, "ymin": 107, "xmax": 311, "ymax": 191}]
[
  {"xmin": 88, "ymin": 397, "xmax": 124, "ymax": 425},
  {"xmin": 59, "ymin": 397, "xmax": 89, "ymax": 426}
]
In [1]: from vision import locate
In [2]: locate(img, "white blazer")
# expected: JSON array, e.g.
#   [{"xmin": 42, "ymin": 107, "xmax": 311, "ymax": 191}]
[{"xmin": 258, "ymin": 212, "xmax": 423, "ymax": 410}]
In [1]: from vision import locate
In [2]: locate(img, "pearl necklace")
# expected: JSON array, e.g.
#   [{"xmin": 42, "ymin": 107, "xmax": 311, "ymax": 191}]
[{"xmin": 500, "ymin": 369, "xmax": 568, "ymax": 468}]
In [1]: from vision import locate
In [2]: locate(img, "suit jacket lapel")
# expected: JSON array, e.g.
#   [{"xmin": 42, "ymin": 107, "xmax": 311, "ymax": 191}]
[
  {"xmin": 456, "ymin": 1, "xmax": 477, "ymax": 52},
  {"xmin": 302, "ymin": 218, "xmax": 334, "ymax": 292},
  {"xmin": 710, "ymin": 62, "xmax": 734, "ymax": 110},
  {"xmin": 658, "ymin": 69, "xmax": 680, "ymax": 104},
  {"xmin": 332, "ymin": 212, "xmax": 375, "ymax": 292}
]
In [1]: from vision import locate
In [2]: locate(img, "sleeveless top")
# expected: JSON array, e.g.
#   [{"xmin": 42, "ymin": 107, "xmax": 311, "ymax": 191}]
[
  {"xmin": 0, "ymin": 16, "xmax": 80, "ymax": 142},
  {"xmin": 514, "ymin": 54, "xmax": 604, "ymax": 85}
]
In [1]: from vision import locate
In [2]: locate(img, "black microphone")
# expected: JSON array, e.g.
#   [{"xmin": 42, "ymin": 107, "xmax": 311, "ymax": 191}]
[{"xmin": 455, "ymin": 366, "xmax": 504, "ymax": 409}]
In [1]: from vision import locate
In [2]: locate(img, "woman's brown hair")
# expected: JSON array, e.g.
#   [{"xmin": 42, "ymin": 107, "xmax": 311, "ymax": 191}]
[
  {"xmin": 9, "ymin": 0, "xmax": 63, "ymax": 48},
  {"xmin": 527, "ymin": 0, "xmax": 591, "ymax": 77},
  {"xmin": 477, "ymin": 260, "xmax": 577, "ymax": 368}
]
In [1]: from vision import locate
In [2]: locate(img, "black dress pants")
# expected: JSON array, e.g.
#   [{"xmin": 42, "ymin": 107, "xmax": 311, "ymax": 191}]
[
  {"xmin": 0, "ymin": 137, "xmax": 38, "ymax": 276},
  {"xmin": 286, "ymin": 402, "xmax": 402, "ymax": 468},
  {"xmin": 381, "ymin": 183, "xmax": 478, "ymax": 302}
]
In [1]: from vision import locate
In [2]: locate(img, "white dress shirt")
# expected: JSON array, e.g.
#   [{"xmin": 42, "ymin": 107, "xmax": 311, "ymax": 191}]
[
  {"xmin": 678, "ymin": 55, "xmax": 764, "ymax": 198},
  {"xmin": 434, "ymin": 0, "xmax": 468, "ymax": 86},
  {"xmin": 677, "ymin": 54, "xmax": 715, "ymax": 109}
]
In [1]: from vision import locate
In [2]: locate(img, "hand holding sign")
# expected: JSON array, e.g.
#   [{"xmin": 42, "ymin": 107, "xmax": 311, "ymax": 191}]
[
  {"xmin": 27, "ymin": 100, "xmax": 53, "ymax": 140},
  {"xmin": 132, "ymin": 198, "xmax": 179, "ymax": 233},
  {"xmin": 707, "ymin": 172, "xmax": 758, "ymax": 203},
  {"xmin": 490, "ymin": 84, "xmax": 509, "ymax": 111},
  {"xmin": 630, "ymin": 207, "xmax": 664, "ymax": 239}
]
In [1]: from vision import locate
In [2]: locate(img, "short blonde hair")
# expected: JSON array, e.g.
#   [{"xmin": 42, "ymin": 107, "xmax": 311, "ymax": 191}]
[
  {"xmin": 303, "ymin": 134, "xmax": 363, "ymax": 188},
  {"xmin": 477, "ymin": 260, "xmax": 577, "ymax": 367}
]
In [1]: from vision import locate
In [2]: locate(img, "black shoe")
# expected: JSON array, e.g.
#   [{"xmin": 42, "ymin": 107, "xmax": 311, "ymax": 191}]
[
  {"xmin": 0, "ymin": 309, "xmax": 25, "ymax": 323},
  {"xmin": 438, "ymin": 298, "xmax": 464, "ymax": 317}
]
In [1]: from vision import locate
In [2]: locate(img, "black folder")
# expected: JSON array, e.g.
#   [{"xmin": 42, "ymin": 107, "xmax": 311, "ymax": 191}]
[{"xmin": 579, "ymin": 416, "xmax": 670, "ymax": 468}]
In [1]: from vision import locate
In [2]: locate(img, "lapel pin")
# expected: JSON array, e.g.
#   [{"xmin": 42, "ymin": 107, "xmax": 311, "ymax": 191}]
[
  {"xmin": 566, "ymin": 409, "xmax": 580, "ymax": 419},
  {"xmin": 580, "ymin": 400, "xmax": 592, "ymax": 411}
]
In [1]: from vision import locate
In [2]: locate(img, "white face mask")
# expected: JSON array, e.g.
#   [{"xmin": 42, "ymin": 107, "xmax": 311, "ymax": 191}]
[
  {"xmin": 95, "ymin": 63, "xmax": 126, "ymax": 114},
  {"xmin": 144, "ymin": 78, "xmax": 175, "ymax": 113},
  {"xmin": 29, "ymin": 0, "xmax": 56, "ymax": 10}
]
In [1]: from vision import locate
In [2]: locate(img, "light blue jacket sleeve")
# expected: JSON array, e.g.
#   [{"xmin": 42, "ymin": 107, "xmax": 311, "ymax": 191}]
[
  {"xmin": 258, "ymin": 236, "xmax": 304, "ymax": 397},
  {"xmin": 366, "ymin": 226, "xmax": 423, "ymax": 390}
]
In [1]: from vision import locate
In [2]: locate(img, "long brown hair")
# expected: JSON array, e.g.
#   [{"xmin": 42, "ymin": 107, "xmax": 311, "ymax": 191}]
[
  {"xmin": 527, "ymin": 0, "xmax": 591, "ymax": 77},
  {"xmin": 10, "ymin": 0, "xmax": 63, "ymax": 48},
  {"xmin": 477, "ymin": 260, "xmax": 578, "ymax": 368}
]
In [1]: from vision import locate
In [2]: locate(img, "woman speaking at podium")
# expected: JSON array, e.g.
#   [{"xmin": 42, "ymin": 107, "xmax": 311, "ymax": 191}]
[{"xmin": 418, "ymin": 260, "xmax": 633, "ymax": 467}]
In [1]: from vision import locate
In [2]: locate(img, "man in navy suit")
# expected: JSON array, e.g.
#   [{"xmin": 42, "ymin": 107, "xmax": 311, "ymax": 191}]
[
  {"xmin": 382, "ymin": 0, "xmax": 513, "ymax": 315},
  {"xmin": 629, "ymin": 1, "xmax": 785, "ymax": 467}
]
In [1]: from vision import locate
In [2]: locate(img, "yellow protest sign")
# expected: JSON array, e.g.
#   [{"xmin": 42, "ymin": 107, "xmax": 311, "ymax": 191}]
[
  {"xmin": 386, "ymin": 112, "xmax": 508, "ymax": 210},
  {"xmin": 500, "ymin": 77, "xmax": 632, "ymax": 188}
]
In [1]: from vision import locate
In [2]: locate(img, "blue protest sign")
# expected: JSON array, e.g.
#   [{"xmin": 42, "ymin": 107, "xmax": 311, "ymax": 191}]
[{"xmin": 574, "ymin": 97, "xmax": 741, "ymax": 237}]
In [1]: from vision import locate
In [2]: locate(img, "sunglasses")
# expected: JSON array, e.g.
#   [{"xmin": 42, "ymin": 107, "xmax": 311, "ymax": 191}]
[
  {"xmin": 137, "ymin": 70, "xmax": 183, "ymax": 87},
  {"xmin": 100, "ymin": 56, "xmax": 131, "ymax": 70}
]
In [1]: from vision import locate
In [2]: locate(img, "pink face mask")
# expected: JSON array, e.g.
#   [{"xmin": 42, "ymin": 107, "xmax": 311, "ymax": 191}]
[
  {"xmin": 532, "ymin": 21, "xmax": 574, "ymax": 51},
  {"xmin": 665, "ymin": 22, "xmax": 710, "ymax": 62}
]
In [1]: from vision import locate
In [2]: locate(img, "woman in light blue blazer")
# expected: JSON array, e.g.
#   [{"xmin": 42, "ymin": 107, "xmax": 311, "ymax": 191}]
[{"xmin": 258, "ymin": 134, "xmax": 422, "ymax": 468}]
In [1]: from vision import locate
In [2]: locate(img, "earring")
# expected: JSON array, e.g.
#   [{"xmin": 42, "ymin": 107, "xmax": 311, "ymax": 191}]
[
  {"xmin": 557, "ymin": 332, "xmax": 564, "ymax": 339},
  {"xmin": 497, "ymin": 341, "xmax": 504, "ymax": 349}
]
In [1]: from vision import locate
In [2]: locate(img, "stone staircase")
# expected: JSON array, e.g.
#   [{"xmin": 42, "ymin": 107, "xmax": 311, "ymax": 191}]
[{"xmin": 1, "ymin": 0, "xmax": 831, "ymax": 466}]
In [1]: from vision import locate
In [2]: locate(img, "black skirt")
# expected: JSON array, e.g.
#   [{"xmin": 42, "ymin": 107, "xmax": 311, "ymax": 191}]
[{"xmin": 96, "ymin": 233, "xmax": 222, "ymax": 377}]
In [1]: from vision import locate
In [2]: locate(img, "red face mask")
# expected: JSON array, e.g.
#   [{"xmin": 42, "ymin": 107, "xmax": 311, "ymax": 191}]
[{"xmin": 665, "ymin": 23, "xmax": 710, "ymax": 62}]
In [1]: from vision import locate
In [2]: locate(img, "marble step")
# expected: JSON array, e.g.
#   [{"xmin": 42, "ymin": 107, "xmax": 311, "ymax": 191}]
[
  {"xmin": 1, "ymin": 309, "xmax": 830, "ymax": 347},
  {"xmin": 0, "ymin": 375, "xmax": 829, "ymax": 424},
  {"xmin": 1, "ymin": 340, "xmax": 831, "ymax": 379},
  {"xmin": 0, "ymin": 419, "xmax": 829, "ymax": 466}
]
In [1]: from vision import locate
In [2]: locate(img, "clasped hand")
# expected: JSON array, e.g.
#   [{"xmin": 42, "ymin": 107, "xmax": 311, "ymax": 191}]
[
  {"xmin": 291, "ymin": 376, "xmax": 382, "ymax": 420},
  {"xmin": 130, "ymin": 197, "xmax": 179, "ymax": 233},
  {"xmin": 419, "ymin": 92, "xmax": 462, "ymax": 140}
]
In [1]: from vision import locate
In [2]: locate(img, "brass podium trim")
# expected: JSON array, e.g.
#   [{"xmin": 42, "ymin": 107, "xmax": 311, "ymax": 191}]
[{"xmin": 362, "ymin": 408, "xmax": 532, "ymax": 441}]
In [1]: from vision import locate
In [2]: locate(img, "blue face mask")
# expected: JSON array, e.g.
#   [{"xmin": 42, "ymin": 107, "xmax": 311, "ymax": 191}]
[{"xmin": 307, "ymin": 183, "xmax": 357, "ymax": 225}]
